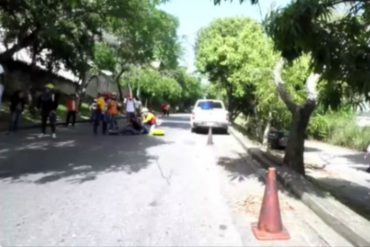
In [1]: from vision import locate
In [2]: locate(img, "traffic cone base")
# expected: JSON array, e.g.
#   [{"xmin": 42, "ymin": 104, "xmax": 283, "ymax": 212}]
[{"xmin": 251, "ymin": 223, "xmax": 290, "ymax": 240}]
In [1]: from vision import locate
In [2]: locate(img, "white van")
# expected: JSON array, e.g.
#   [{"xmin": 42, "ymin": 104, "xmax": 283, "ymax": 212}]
[{"xmin": 190, "ymin": 99, "xmax": 230, "ymax": 133}]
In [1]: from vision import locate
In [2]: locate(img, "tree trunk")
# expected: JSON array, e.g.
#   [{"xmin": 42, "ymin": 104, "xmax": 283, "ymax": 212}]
[
  {"xmin": 116, "ymin": 78, "xmax": 124, "ymax": 101},
  {"xmin": 262, "ymin": 111, "xmax": 272, "ymax": 146},
  {"xmin": 283, "ymin": 103, "xmax": 315, "ymax": 175},
  {"xmin": 115, "ymin": 68, "xmax": 126, "ymax": 101},
  {"xmin": 76, "ymin": 71, "xmax": 90, "ymax": 111},
  {"xmin": 272, "ymin": 58, "xmax": 321, "ymax": 175}
]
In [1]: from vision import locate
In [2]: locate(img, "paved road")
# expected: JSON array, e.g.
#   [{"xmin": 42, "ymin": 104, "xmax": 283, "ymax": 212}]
[{"xmin": 0, "ymin": 114, "xmax": 352, "ymax": 246}]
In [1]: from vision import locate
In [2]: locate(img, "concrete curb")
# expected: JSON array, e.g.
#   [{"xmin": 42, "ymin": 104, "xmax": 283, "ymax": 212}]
[{"xmin": 230, "ymin": 126, "xmax": 370, "ymax": 247}]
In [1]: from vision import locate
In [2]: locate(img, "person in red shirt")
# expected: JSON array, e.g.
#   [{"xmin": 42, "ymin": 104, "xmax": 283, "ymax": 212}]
[
  {"xmin": 65, "ymin": 94, "xmax": 78, "ymax": 127},
  {"xmin": 161, "ymin": 102, "xmax": 170, "ymax": 117}
]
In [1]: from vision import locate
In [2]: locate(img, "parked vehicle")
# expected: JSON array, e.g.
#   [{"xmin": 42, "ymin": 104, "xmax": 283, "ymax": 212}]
[
  {"xmin": 268, "ymin": 128, "xmax": 289, "ymax": 149},
  {"xmin": 190, "ymin": 99, "xmax": 230, "ymax": 133}
]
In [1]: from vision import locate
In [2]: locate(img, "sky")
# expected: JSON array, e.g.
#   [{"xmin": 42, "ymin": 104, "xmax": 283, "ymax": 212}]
[{"xmin": 159, "ymin": 0, "xmax": 292, "ymax": 73}]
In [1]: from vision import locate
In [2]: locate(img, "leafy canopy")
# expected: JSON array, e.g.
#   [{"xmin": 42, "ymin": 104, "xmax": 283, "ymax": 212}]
[
  {"xmin": 195, "ymin": 17, "xmax": 276, "ymax": 118},
  {"xmin": 265, "ymin": 0, "xmax": 370, "ymax": 103}
]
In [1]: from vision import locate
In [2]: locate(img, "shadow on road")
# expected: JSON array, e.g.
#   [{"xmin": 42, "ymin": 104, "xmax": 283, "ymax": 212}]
[
  {"xmin": 217, "ymin": 155, "xmax": 265, "ymax": 184},
  {"xmin": 160, "ymin": 121, "xmax": 190, "ymax": 130},
  {"xmin": 0, "ymin": 126, "xmax": 168, "ymax": 184},
  {"xmin": 304, "ymin": 146, "xmax": 322, "ymax": 152},
  {"xmin": 341, "ymin": 153, "xmax": 370, "ymax": 172},
  {"xmin": 219, "ymin": 146, "xmax": 370, "ymax": 223}
]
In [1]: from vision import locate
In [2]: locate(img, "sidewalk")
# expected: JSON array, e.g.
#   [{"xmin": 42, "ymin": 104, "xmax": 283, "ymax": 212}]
[
  {"xmin": 230, "ymin": 126, "xmax": 370, "ymax": 246},
  {"xmin": 267, "ymin": 139, "xmax": 370, "ymax": 220},
  {"xmin": 304, "ymin": 140, "xmax": 370, "ymax": 220}
]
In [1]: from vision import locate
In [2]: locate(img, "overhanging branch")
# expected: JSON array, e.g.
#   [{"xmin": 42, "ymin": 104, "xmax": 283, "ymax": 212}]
[{"xmin": 273, "ymin": 58, "xmax": 297, "ymax": 113}]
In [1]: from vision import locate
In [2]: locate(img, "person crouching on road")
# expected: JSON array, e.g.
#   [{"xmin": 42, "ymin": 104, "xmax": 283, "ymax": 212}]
[
  {"xmin": 65, "ymin": 94, "xmax": 77, "ymax": 127},
  {"xmin": 142, "ymin": 108, "xmax": 157, "ymax": 132},
  {"xmin": 121, "ymin": 115, "xmax": 148, "ymax": 135},
  {"xmin": 8, "ymin": 90, "xmax": 26, "ymax": 134},
  {"xmin": 38, "ymin": 83, "xmax": 59, "ymax": 139},
  {"xmin": 107, "ymin": 92, "xmax": 119, "ymax": 130},
  {"xmin": 93, "ymin": 93, "xmax": 108, "ymax": 135}
]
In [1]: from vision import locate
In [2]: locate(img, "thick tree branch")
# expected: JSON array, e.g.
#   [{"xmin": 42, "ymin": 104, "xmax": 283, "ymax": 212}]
[
  {"xmin": 0, "ymin": 30, "xmax": 39, "ymax": 62},
  {"xmin": 306, "ymin": 73, "xmax": 321, "ymax": 101},
  {"xmin": 304, "ymin": 72, "xmax": 321, "ymax": 110},
  {"xmin": 273, "ymin": 58, "xmax": 297, "ymax": 113}
]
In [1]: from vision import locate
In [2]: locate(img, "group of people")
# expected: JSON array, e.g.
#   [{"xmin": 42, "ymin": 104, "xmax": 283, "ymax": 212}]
[
  {"xmin": 5, "ymin": 84, "xmax": 159, "ymax": 138},
  {"xmin": 90, "ymin": 93, "xmax": 158, "ymax": 136},
  {"xmin": 7, "ymin": 83, "xmax": 60, "ymax": 138}
]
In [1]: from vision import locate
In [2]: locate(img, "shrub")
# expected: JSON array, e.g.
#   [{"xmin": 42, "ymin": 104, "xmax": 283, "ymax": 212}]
[{"xmin": 308, "ymin": 108, "xmax": 370, "ymax": 151}]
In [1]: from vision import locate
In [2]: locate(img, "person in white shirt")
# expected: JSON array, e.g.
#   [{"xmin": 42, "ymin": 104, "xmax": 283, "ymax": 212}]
[{"xmin": 124, "ymin": 96, "xmax": 136, "ymax": 120}]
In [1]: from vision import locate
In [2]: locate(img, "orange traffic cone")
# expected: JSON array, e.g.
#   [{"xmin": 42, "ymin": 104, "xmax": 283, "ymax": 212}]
[{"xmin": 252, "ymin": 167, "xmax": 290, "ymax": 240}]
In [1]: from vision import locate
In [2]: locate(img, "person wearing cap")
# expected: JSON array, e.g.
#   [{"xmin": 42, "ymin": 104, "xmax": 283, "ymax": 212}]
[
  {"xmin": 142, "ymin": 108, "xmax": 157, "ymax": 132},
  {"xmin": 65, "ymin": 94, "xmax": 78, "ymax": 127},
  {"xmin": 38, "ymin": 83, "xmax": 59, "ymax": 138}
]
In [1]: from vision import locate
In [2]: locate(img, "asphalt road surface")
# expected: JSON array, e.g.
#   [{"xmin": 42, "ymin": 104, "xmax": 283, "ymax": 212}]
[{"xmin": 0, "ymin": 114, "xmax": 352, "ymax": 246}]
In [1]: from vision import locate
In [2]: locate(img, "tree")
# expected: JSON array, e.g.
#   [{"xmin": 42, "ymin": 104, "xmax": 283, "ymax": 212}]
[
  {"xmin": 123, "ymin": 67, "xmax": 182, "ymax": 107},
  {"xmin": 170, "ymin": 68, "xmax": 204, "ymax": 110},
  {"xmin": 195, "ymin": 18, "xmax": 276, "ymax": 120},
  {"xmin": 99, "ymin": 3, "xmax": 181, "ymax": 100},
  {"xmin": 0, "ymin": 1, "xmax": 102, "ymax": 63},
  {"xmin": 214, "ymin": 0, "xmax": 370, "ymax": 175},
  {"xmin": 263, "ymin": 0, "xmax": 370, "ymax": 175}
]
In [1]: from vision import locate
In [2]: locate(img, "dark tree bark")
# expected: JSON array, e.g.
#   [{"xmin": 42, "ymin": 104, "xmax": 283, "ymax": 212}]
[
  {"xmin": 115, "ymin": 68, "xmax": 126, "ymax": 101},
  {"xmin": 283, "ymin": 101, "xmax": 316, "ymax": 175},
  {"xmin": 273, "ymin": 58, "xmax": 321, "ymax": 175}
]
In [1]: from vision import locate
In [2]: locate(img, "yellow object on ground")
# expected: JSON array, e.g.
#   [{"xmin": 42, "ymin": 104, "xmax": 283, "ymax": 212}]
[{"xmin": 150, "ymin": 129, "xmax": 165, "ymax": 136}]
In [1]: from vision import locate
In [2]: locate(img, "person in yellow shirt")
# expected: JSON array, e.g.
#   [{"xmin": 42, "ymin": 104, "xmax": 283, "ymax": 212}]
[
  {"xmin": 142, "ymin": 108, "xmax": 157, "ymax": 132},
  {"xmin": 107, "ymin": 92, "xmax": 119, "ymax": 130},
  {"xmin": 93, "ymin": 93, "xmax": 107, "ymax": 135}
]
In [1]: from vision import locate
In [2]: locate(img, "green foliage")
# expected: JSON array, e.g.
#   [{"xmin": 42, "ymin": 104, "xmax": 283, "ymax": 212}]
[
  {"xmin": 195, "ymin": 17, "xmax": 277, "ymax": 119},
  {"xmin": 170, "ymin": 68, "xmax": 204, "ymax": 109},
  {"xmin": 93, "ymin": 43, "xmax": 117, "ymax": 73},
  {"xmin": 0, "ymin": 0, "xmax": 181, "ymax": 97},
  {"xmin": 307, "ymin": 108, "xmax": 370, "ymax": 151},
  {"xmin": 122, "ymin": 66, "xmax": 203, "ymax": 109},
  {"xmin": 122, "ymin": 67, "xmax": 182, "ymax": 107},
  {"xmin": 265, "ymin": 0, "xmax": 370, "ymax": 104}
]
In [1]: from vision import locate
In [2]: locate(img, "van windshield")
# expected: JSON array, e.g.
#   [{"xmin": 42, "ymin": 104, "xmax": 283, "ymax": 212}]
[{"xmin": 197, "ymin": 101, "xmax": 223, "ymax": 110}]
